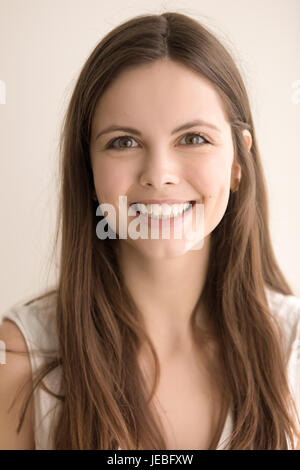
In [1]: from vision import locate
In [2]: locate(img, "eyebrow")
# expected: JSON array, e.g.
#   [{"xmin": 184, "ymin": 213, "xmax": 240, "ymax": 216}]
[{"xmin": 94, "ymin": 119, "xmax": 221, "ymax": 142}]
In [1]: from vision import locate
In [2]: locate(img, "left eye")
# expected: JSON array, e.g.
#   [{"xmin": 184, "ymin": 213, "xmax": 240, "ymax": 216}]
[
  {"xmin": 179, "ymin": 133, "xmax": 208, "ymax": 145},
  {"xmin": 106, "ymin": 133, "xmax": 209, "ymax": 150}
]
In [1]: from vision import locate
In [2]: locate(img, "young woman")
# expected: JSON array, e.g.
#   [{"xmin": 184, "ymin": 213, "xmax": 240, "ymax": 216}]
[{"xmin": 1, "ymin": 11, "xmax": 299, "ymax": 450}]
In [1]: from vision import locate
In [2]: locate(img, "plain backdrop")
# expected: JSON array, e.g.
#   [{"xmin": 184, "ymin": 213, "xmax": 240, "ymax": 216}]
[{"xmin": 0, "ymin": 0, "xmax": 300, "ymax": 317}]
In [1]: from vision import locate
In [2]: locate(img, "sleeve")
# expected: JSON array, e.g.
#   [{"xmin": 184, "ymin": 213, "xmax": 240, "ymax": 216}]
[{"xmin": 286, "ymin": 299, "xmax": 300, "ymax": 446}]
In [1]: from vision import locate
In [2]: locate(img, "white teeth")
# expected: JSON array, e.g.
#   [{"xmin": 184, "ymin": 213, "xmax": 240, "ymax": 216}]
[{"xmin": 130, "ymin": 202, "xmax": 192, "ymax": 219}]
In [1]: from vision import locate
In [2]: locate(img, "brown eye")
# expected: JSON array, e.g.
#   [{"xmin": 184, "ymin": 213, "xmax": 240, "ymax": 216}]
[
  {"xmin": 107, "ymin": 136, "xmax": 138, "ymax": 150},
  {"xmin": 179, "ymin": 133, "xmax": 208, "ymax": 145}
]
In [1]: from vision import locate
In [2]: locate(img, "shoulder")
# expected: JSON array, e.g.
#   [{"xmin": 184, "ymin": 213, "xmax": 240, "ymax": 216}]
[
  {"xmin": 265, "ymin": 286, "xmax": 300, "ymax": 354},
  {"xmin": 265, "ymin": 287, "xmax": 300, "ymax": 447},
  {"xmin": 1, "ymin": 290, "xmax": 59, "ymax": 353},
  {"xmin": 0, "ymin": 318, "xmax": 32, "ymax": 372},
  {"xmin": 0, "ymin": 291, "xmax": 60, "ymax": 449},
  {"xmin": 0, "ymin": 320, "xmax": 35, "ymax": 449},
  {"xmin": 265, "ymin": 286, "xmax": 300, "ymax": 319}
]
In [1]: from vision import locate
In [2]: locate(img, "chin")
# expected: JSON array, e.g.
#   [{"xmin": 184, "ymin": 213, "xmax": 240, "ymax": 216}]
[{"xmin": 126, "ymin": 237, "xmax": 199, "ymax": 259}]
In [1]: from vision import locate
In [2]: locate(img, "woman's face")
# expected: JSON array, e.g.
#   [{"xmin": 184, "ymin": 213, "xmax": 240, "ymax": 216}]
[{"xmin": 90, "ymin": 58, "xmax": 251, "ymax": 259}]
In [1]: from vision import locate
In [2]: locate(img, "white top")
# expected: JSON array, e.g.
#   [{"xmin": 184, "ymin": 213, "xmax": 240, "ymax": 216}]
[{"xmin": 1, "ymin": 287, "xmax": 300, "ymax": 450}]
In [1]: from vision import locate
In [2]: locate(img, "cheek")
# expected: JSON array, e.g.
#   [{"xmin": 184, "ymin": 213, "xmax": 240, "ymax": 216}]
[
  {"xmin": 189, "ymin": 161, "xmax": 231, "ymax": 234},
  {"xmin": 188, "ymin": 158, "xmax": 231, "ymax": 196},
  {"xmin": 92, "ymin": 160, "xmax": 131, "ymax": 203}
]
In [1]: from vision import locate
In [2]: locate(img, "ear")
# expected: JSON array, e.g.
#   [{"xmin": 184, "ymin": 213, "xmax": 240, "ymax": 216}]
[
  {"xmin": 230, "ymin": 129, "xmax": 252, "ymax": 190},
  {"xmin": 230, "ymin": 160, "xmax": 242, "ymax": 189},
  {"xmin": 242, "ymin": 129, "xmax": 252, "ymax": 152}
]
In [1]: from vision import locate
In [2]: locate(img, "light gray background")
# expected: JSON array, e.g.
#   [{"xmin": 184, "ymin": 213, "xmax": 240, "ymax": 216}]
[{"xmin": 0, "ymin": 0, "xmax": 299, "ymax": 316}]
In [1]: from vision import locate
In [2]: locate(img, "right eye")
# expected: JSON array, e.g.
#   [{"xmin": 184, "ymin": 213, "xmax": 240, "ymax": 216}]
[{"xmin": 106, "ymin": 136, "xmax": 139, "ymax": 150}]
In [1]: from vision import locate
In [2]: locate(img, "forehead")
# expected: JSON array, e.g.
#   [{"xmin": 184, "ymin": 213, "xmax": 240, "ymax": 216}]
[{"xmin": 92, "ymin": 59, "xmax": 229, "ymax": 134}]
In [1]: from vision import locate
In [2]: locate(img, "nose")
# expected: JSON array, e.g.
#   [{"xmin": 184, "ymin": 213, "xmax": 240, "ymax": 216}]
[{"xmin": 139, "ymin": 151, "xmax": 180, "ymax": 188}]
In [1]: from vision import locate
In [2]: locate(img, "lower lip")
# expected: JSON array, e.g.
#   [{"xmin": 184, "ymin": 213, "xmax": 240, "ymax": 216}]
[{"xmin": 136, "ymin": 202, "xmax": 195, "ymax": 229}]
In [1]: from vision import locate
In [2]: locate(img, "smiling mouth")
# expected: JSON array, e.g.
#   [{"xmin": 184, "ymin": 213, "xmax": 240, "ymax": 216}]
[
  {"xmin": 130, "ymin": 200, "xmax": 196, "ymax": 219},
  {"xmin": 131, "ymin": 200, "xmax": 196, "ymax": 205}
]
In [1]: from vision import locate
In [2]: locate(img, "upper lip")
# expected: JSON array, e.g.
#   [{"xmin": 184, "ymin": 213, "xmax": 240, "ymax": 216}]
[{"xmin": 130, "ymin": 199, "xmax": 195, "ymax": 205}]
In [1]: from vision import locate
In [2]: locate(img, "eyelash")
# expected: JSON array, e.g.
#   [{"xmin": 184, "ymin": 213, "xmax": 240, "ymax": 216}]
[{"xmin": 105, "ymin": 132, "xmax": 210, "ymax": 150}]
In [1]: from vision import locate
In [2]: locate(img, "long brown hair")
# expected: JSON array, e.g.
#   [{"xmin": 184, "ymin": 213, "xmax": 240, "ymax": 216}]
[{"xmin": 7, "ymin": 11, "xmax": 300, "ymax": 449}]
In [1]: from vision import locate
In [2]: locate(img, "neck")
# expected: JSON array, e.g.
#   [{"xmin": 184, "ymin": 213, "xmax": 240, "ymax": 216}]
[{"xmin": 118, "ymin": 235, "xmax": 211, "ymax": 360}]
